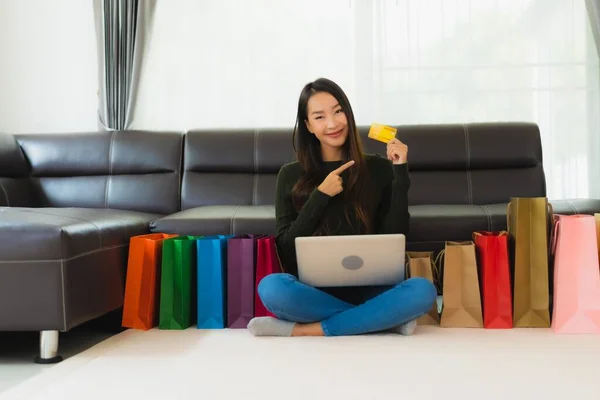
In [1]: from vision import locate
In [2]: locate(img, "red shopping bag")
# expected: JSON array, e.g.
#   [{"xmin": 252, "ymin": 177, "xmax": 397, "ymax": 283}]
[
  {"xmin": 473, "ymin": 231, "xmax": 513, "ymax": 329},
  {"xmin": 254, "ymin": 236, "xmax": 282, "ymax": 318}
]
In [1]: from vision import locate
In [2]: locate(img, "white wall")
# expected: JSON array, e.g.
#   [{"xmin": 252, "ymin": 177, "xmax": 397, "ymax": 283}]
[
  {"xmin": 0, "ymin": 0, "xmax": 597, "ymax": 199},
  {"xmin": 0, "ymin": 0, "xmax": 98, "ymax": 133},
  {"xmin": 131, "ymin": 0, "xmax": 600, "ymax": 200},
  {"xmin": 132, "ymin": 0, "xmax": 363, "ymax": 130}
]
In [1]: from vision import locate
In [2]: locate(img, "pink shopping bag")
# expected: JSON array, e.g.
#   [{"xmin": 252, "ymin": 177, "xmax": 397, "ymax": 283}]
[{"xmin": 551, "ymin": 214, "xmax": 600, "ymax": 334}]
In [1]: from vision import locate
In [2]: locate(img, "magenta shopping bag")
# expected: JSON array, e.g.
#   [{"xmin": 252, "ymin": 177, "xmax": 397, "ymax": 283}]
[
  {"xmin": 227, "ymin": 235, "xmax": 263, "ymax": 328},
  {"xmin": 255, "ymin": 236, "xmax": 281, "ymax": 318}
]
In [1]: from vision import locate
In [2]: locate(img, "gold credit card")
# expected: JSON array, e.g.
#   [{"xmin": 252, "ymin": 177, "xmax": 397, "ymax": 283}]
[{"xmin": 368, "ymin": 123, "xmax": 397, "ymax": 143}]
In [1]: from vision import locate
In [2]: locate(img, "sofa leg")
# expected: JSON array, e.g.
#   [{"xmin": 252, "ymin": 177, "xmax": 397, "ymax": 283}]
[{"xmin": 34, "ymin": 330, "xmax": 63, "ymax": 364}]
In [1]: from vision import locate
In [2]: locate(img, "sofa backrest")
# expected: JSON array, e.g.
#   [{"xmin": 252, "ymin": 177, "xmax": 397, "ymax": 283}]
[
  {"xmin": 12, "ymin": 130, "xmax": 184, "ymax": 215},
  {"xmin": 182, "ymin": 128, "xmax": 294, "ymax": 210},
  {"xmin": 360, "ymin": 122, "xmax": 546, "ymax": 205},
  {"xmin": 1, "ymin": 122, "xmax": 546, "ymax": 212},
  {"xmin": 182, "ymin": 122, "xmax": 546, "ymax": 208}
]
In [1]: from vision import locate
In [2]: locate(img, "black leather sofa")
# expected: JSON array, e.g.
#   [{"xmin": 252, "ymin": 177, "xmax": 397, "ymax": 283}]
[{"xmin": 1, "ymin": 122, "xmax": 598, "ymax": 362}]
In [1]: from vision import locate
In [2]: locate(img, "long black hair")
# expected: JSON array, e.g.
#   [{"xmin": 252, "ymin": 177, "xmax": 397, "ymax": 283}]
[{"xmin": 291, "ymin": 78, "xmax": 372, "ymax": 235}]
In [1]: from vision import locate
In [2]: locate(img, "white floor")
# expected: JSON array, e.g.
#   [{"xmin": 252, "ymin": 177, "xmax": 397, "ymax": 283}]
[
  {"xmin": 0, "ymin": 330, "xmax": 114, "ymax": 396},
  {"xmin": 1, "ymin": 326, "xmax": 599, "ymax": 400}
]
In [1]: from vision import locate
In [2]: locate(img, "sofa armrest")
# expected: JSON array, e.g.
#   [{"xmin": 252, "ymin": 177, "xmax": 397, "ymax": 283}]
[
  {"xmin": 0, "ymin": 179, "xmax": 7, "ymax": 206},
  {"xmin": 0, "ymin": 177, "xmax": 38, "ymax": 207},
  {"xmin": 0, "ymin": 133, "xmax": 37, "ymax": 207},
  {"xmin": 0, "ymin": 133, "xmax": 29, "ymax": 176},
  {"xmin": 0, "ymin": 178, "xmax": 9, "ymax": 206}
]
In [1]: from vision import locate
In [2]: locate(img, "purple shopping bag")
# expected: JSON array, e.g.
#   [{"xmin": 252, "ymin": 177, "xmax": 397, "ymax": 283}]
[{"xmin": 227, "ymin": 235, "xmax": 263, "ymax": 328}]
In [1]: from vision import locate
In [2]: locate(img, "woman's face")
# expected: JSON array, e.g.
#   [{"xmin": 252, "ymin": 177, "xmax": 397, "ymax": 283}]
[{"xmin": 305, "ymin": 91, "xmax": 349, "ymax": 152}]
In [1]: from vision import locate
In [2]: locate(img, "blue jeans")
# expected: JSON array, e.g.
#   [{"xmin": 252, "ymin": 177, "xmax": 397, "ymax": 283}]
[{"xmin": 257, "ymin": 273, "xmax": 437, "ymax": 336}]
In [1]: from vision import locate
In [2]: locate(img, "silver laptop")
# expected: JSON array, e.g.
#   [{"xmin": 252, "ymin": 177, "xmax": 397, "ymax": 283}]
[{"xmin": 294, "ymin": 234, "xmax": 406, "ymax": 287}]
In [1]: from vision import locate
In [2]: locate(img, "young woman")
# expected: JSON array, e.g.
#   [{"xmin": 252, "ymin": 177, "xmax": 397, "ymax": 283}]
[{"xmin": 247, "ymin": 78, "xmax": 437, "ymax": 337}]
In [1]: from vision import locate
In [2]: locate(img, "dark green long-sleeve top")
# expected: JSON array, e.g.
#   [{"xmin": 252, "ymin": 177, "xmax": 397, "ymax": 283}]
[{"xmin": 274, "ymin": 154, "xmax": 411, "ymax": 304}]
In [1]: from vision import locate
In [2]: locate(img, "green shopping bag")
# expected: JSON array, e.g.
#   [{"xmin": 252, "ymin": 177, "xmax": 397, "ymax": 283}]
[{"xmin": 159, "ymin": 236, "xmax": 202, "ymax": 329}]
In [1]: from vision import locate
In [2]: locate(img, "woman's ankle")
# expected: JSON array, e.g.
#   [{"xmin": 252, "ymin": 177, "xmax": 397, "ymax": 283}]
[{"xmin": 291, "ymin": 322, "xmax": 325, "ymax": 337}]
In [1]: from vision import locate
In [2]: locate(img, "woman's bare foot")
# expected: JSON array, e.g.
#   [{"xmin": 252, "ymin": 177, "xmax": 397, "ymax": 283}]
[{"xmin": 291, "ymin": 322, "xmax": 325, "ymax": 337}]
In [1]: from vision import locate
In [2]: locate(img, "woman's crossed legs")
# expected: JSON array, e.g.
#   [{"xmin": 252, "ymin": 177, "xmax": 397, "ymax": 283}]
[{"xmin": 247, "ymin": 273, "xmax": 437, "ymax": 337}]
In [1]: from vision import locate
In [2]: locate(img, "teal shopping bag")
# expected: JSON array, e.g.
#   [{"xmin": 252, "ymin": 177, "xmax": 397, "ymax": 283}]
[
  {"xmin": 159, "ymin": 236, "xmax": 202, "ymax": 330},
  {"xmin": 197, "ymin": 235, "xmax": 233, "ymax": 329}
]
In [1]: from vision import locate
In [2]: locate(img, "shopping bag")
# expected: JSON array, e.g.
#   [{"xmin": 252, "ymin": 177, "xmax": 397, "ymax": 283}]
[
  {"xmin": 255, "ymin": 236, "xmax": 282, "ymax": 318},
  {"xmin": 550, "ymin": 214, "xmax": 600, "ymax": 333},
  {"xmin": 473, "ymin": 231, "xmax": 512, "ymax": 329},
  {"xmin": 197, "ymin": 235, "xmax": 233, "ymax": 329},
  {"xmin": 406, "ymin": 251, "xmax": 439, "ymax": 325},
  {"xmin": 122, "ymin": 233, "xmax": 178, "ymax": 330},
  {"xmin": 507, "ymin": 197, "xmax": 552, "ymax": 328},
  {"xmin": 595, "ymin": 213, "xmax": 600, "ymax": 265},
  {"xmin": 227, "ymin": 235, "xmax": 263, "ymax": 328},
  {"xmin": 159, "ymin": 236, "xmax": 202, "ymax": 330},
  {"xmin": 439, "ymin": 241, "xmax": 484, "ymax": 328}
]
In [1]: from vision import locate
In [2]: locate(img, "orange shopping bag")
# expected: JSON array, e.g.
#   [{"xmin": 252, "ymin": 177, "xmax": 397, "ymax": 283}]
[
  {"xmin": 550, "ymin": 215, "xmax": 600, "ymax": 333},
  {"xmin": 122, "ymin": 233, "xmax": 178, "ymax": 330}
]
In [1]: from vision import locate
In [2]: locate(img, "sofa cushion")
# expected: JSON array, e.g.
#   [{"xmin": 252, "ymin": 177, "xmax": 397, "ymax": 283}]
[
  {"xmin": 150, "ymin": 199, "xmax": 600, "ymax": 251},
  {"xmin": 550, "ymin": 199, "xmax": 600, "ymax": 216},
  {"xmin": 180, "ymin": 123, "xmax": 547, "ymax": 209},
  {"xmin": 151, "ymin": 204, "xmax": 504, "ymax": 244},
  {"xmin": 360, "ymin": 122, "xmax": 547, "ymax": 205},
  {"xmin": 15, "ymin": 130, "xmax": 184, "ymax": 215},
  {"xmin": 482, "ymin": 199, "xmax": 600, "ymax": 236},
  {"xmin": 181, "ymin": 129, "xmax": 293, "ymax": 210},
  {"xmin": 0, "ymin": 207, "xmax": 158, "ymax": 331},
  {"xmin": 150, "ymin": 205, "xmax": 276, "ymax": 236},
  {"xmin": 0, "ymin": 208, "xmax": 157, "ymax": 261},
  {"xmin": 408, "ymin": 204, "xmax": 502, "ymax": 245},
  {"xmin": 408, "ymin": 199, "xmax": 600, "ymax": 252}
]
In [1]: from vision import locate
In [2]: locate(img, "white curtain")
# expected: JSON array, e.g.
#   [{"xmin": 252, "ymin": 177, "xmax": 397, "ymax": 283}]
[{"xmin": 132, "ymin": 0, "xmax": 600, "ymax": 201}]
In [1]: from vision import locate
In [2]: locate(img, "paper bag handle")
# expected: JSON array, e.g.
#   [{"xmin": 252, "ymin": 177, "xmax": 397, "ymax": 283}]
[
  {"xmin": 432, "ymin": 249, "xmax": 445, "ymax": 294},
  {"xmin": 550, "ymin": 215, "xmax": 561, "ymax": 256}
]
